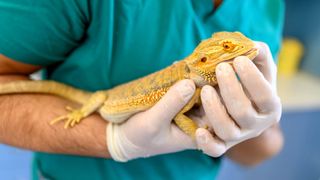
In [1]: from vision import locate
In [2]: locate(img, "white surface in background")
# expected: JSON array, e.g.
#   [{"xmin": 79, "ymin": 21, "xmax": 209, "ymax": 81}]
[
  {"xmin": 30, "ymin": 71, "xmax": 42, "ymax": 80},
  {"xmin": 277, "ymin": 71, "xmax": 320, "ymax": 111}
]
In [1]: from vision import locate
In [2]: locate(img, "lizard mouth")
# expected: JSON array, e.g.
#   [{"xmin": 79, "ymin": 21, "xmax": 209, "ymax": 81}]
[
  {"xmin": 242, "ymin": 48, "xmax": 259, "ymax": 60},
  {"xmin": 222, "ymin": 48, "xmax": 259, "ymax": 64}
]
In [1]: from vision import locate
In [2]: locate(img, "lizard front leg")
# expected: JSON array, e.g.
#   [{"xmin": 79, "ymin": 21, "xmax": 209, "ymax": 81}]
[
  {"xmin": 50, "ymin": 91, "xmax": 107, "ymax": 128},
  {"xmin": 174, "ymin": 88, "xmax": 201, "ymax": 138}
]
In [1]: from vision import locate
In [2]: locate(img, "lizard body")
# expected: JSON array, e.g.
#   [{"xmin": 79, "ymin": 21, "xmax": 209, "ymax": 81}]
[{"xmin": 0, "ymin": 32, "xmax": 258, "ymax": 137}]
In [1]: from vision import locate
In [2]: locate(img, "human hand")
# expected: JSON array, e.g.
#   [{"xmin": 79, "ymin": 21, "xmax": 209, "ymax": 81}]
[
  {"xmin": 192, "ymin": 42, "xmax": 282, "ymax": 157},
  {"xmin": 107, "ymin": 80, "xmax": 197, "ymax": 162}
]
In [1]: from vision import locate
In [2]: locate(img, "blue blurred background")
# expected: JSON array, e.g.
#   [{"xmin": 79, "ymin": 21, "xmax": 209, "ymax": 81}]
[{"xmin": 1, "ymin": 0, "xmax": 320, "ymax": 179}]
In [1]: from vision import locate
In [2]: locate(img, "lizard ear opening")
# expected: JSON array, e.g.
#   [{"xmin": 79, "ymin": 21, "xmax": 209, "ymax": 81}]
[{"xmin": 184, "ymin": 64, "xmax": 190, "ymax": 73}]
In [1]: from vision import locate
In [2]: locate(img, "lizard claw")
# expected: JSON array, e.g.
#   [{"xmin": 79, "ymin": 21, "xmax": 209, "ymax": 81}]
[
  {"xmin": 50, "ymin": 108, "xmax": 85, "ymax": 129},
  {"xmin": 65, "ymin": 106, "xmax": 75, "ymax": 111}
]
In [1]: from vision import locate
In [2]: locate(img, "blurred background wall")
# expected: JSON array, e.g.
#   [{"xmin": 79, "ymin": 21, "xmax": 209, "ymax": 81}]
[
  {"xmin": 284, "ymin": 0, "xmax": 320, "ymax": 77},
  {"xmin": 1, "ymin": 0, "xmax": 320, "ymax": 179}
]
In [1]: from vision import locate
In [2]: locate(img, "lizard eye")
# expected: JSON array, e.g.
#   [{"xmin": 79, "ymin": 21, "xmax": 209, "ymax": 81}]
[
  {"xmin": 200, "ymin": 57, "xmax": 207, "ymax": 63},
  {"xmin": 222, "ymin": 41, "xmax": 235, "ymax": 51}
]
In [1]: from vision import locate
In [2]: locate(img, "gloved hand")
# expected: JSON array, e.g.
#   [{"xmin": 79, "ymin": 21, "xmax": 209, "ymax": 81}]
[
  {"xmin": 107, "ymin": 80, "xmax": 197, "ymax": 162},
  {"xmin": 107, "ymin": 42, "xmax": 282, "ymax": 161},
  {"xmin": 193, "ymin": 42, "xmax": 282, "ymax": 157}
]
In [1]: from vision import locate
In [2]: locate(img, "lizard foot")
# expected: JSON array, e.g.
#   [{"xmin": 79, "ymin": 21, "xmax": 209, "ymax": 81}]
[{"xmin": 50, "ymin": 106, "xmax": 85, "ymax": 129}]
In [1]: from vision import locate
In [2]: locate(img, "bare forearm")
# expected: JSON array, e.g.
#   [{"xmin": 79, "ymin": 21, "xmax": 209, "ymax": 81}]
[
  {"xmin": 0, "ymin": 76, "xmax": 110, "ymax": 158},
  {"xmin": 226, "ymin": 124, "xmax": 284, "ymax": 166}
]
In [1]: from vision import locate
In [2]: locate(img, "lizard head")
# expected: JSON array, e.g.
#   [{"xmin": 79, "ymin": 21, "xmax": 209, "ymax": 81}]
[{"xmin": 185, "ymin": 31, "xmax": 259, "ymax": 87}]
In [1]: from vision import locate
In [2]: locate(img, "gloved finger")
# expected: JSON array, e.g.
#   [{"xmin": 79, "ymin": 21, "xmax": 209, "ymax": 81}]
[
  {"xmin": 216, "ymin": 63, "xmax": 258, "ymax": 128},
  {"xmin": 195, "ymin": 128, "xmax": 227, "ymax": 157},
  {"xmin": 233, "ymin": 56, "xmax": 280, "ymax": 113},
  {"xmin": 147, "ymin": 79, "xmax": 195, "ymax": 127},
  {"xmin": 201, "ymin": 85, "xmax": 241, "ymax": 141},
  {"xmin": 170, "ymin": 124, "xmax": 197, "ymax": 149},
  {"xmin": 253, "ymin": 41, "xmax": 277, "ymax": 88}
]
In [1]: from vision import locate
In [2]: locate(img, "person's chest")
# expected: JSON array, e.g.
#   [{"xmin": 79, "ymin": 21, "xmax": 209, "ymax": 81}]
[
  {"xmin": 48, "ymin": 0, "xmax": 219, "ymax": 90},
  {"xmin": 48, "ymin": 0, "xmax": 283, "ymax": 91}
]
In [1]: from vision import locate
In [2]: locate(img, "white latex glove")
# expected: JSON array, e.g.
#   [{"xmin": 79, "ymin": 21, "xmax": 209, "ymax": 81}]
[
  {"xmin": 107, "ymin": 80, "xmax": 197, "ymax": 162},
  {"xmin": 193, "ymin": 42, "xmax": 282, "ymax": 157}
]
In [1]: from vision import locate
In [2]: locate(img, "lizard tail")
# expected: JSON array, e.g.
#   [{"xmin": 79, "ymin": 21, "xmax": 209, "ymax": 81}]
[{"xmin": 0, "ymin": 80, "xmax": 92, "ymax": 104}]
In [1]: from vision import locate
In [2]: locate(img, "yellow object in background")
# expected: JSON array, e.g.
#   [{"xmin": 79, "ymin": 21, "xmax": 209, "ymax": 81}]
[{"xmin": 278, "ymin": 38, "xmax": 304, "ymax": 77}]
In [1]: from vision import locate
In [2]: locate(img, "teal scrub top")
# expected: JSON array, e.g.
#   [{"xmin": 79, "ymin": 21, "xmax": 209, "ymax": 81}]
[{"xmin": 0, "ymin": 0, "xmax": 284, "ymax": 179}]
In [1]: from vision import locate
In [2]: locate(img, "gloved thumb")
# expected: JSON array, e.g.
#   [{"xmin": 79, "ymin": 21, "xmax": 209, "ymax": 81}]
[
  {"xmin": 147, "ymin": 79, "xmax": 195, "ymax": 127},
  {"xmin": 253, "ymin": 41, "xmax": 277, "ymax": 87}
]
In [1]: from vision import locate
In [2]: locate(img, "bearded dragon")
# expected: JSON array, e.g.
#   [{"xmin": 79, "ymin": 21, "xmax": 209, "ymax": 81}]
[{"xmin": 0, "ymin": 31, "xmax": 258, "ymax": 137}]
